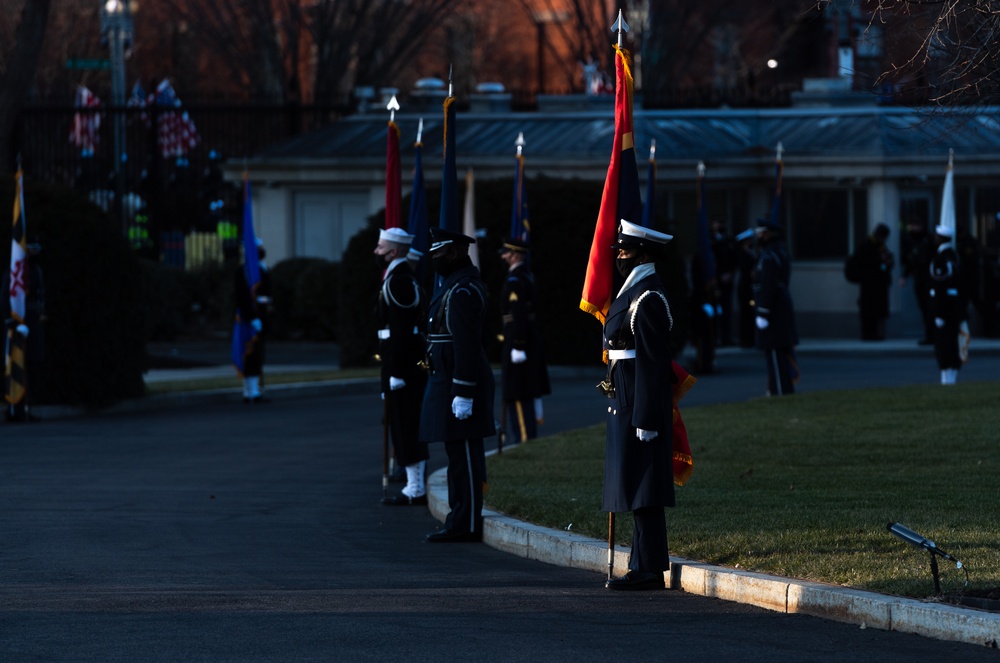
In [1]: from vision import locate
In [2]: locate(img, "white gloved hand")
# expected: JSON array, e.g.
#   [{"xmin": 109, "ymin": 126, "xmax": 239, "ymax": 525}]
[
  {"xmin": 702, "ymin": 303, "xmax": 715, "ymax": 318},
  {"xmin": 934, "ymin": 317, "xmax": 945, "ymax": 328},
  {"xmin": 16, "ymin": 324, "xmax": 28, "ymax": 337},
  {"xmin": 755, "ymin": 316, "xmax": 769, "ymax": 330},
  {"xmin": 250, "ymin": 318, "xmax": 263, "ymax": 333},
  {"xmin": 389, "ymin": 376, "xmax": 406, "ymax": 391},
  {"xmin": 511, "ymin": 348, "xmax": 527, "ymax": 364},
  {"xmin": 256, "ymin": 295, "xmax": 271, "ymax": 305},
  {"xmin": 637, "ymin": 428, "xmax": 658, "ymax": 442},
  {"xmin": 452, "ymin": 396, "xmax": 473, "ymax": 420}
]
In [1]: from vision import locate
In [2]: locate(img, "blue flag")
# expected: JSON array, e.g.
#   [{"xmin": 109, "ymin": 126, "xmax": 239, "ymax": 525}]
[
  {"xmin": 695, "ymin": 165, "xmax": 716, "ymax": 288},
  {"xmin": 439, "ymin": 96, "xmax": 459, "ymax": 233},
  {"xmin": 510, "ymin": 153, "xmax": 530, "ymax": 243},
  {"xmin": 231, "ymin": 175, "xmax": 261, "ymax": 376},
  {"xmin": 407, "ymin": 138, "xmax": 429, "ymax": 279}
]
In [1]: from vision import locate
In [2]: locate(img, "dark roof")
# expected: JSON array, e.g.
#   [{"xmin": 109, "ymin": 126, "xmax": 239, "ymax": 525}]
[{"xmin": 253, "ymin": 105, "xmax": 1000, "ymax": 166}]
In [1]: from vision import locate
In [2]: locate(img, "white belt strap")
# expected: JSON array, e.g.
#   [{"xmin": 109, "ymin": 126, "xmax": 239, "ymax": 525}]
[{"xmin": 608, "ymin": 349, "xmax": 636, "ymax": 360}]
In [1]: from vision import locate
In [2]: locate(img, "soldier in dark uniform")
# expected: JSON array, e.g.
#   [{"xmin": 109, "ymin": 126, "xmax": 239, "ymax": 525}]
[
  {"xmin": 734, "ymin": 228, "xmax": 757, "ymax": 348},
  {"xmin": 419, "ymin": 227, "xmax": 496, "ymax": 542},
  {"xmin": 753, "ymin": 218, "xmax": 799, "ymax": 396},
  {"xmin": 851, "ymin": 223, "xmax": 895, "ymax": 341},
  {"xmin": 234, "ymin": 239, "xmax": 272, "ymax": 402},
  {"xmin": 497, "ymin": 238, "xmax": 551, "ymax": 443},
  {"xmin": 711, "ymin": 220, "xmax": 738, "ymax": 346},
  {"xmin": 375, "ymin": 228, "xmax": 430, "ymax": 505},
  {"xmin": 602, "ymin": 219, "xmax": 675, "ymax": 591},
  {"xmin": 929, "ymin": 225, "xmax": 966, "ymax": 385}
]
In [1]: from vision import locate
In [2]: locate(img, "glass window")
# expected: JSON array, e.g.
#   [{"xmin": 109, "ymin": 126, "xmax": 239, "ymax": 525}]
[{"xmin": 787, "ymin": 189, "xmax": 863, "ymax": 259}]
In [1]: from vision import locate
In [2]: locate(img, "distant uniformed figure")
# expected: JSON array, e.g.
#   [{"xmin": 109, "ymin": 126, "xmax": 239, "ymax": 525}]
[
  {"xmin": 849, "ymin": 223, "xmax": 895, "ymax": 341},
  {"xmin": 497, "ymin": 237, "xmax": 550, "ymax": 443},
  {"xmin": 753, "ymin": 218, "xmax": 799, "ymax": 396},
  {"xmin": 234, "ymin": 239, "xmax": 272, "ymax": 402},
  {"xmin": 374, "ymin": 228, "xmax": 430, "ymax": 505},
  {"xmin": 602, "ymin": 219, "xmax": 675, "ymax": 591},
  {"xmin": 420, "ymin": 227, "xmax": 495, "ymax": 543},
  {"xmin": 929, "ymin": 224, "xmax": 967, "ymax": 385},
  {"xmin": 899, "ymin": 221, "xmax": 935, "ymax": 345}
]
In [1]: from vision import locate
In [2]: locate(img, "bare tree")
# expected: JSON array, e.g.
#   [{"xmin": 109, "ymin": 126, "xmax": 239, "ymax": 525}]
[
  {"xmin": 0, "ymin": 0, "xmax": 53, "ymax": 173},
  {"xmin": 861, "ymin": 0, "xmax": 1000, "ymax": 105}
]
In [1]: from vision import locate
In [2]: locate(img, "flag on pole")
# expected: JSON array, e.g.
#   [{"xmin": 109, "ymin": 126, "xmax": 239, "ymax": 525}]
[
  {"xmin": 580, "ymin": 44, "xmax": 643, "ymax": 324},
  {"xmin": 69, "ymin": 86, "xmax": 102, "ymax": 157},
  {"xmin": 939, "ymin": 149, "xmax": 955, "ymax": 235},
  {"xmin": 407, "ymin": 124, "xmax": 429, "ymax": 277},
  {"xmin": 670, "ymin": 362, "xmax": 696, "ymax": 485},
  {"xmin": 5, "ymin": 168, "xmax": 28, "ymax": 406},
  {"xmin": 463, "ymin": 169, "xmax": 479, "ymax": 267},
  {"xmin": 231, "ymin": 174, "xmax": 262, "ymax": 376},
  {"xmin": 641, "ymin": 141, "xmax": 656, "ymax": 228},
  {"xmin": 511, "ymin": 138, "xmax": 530, "ymax": 243},
  {"xmin": 439, "ymin": 95, "xmax": 459, "ymax": 233},
  {"xmin": 695, "ymin": 162, "xmax": 716, "ymax": 288},
  {"xmin": 151, "ymin": 79, "xmax": 200, "ymax": 159},
  {"xmin": 769, "ymin": 142, "xmax": 784, "ymax": 228},
  {"xmin": 385, "ymin": 114, "xmax": 402, "ymax": 230}
]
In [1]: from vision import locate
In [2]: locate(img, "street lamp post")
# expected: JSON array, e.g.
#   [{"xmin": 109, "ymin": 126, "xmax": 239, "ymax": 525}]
[{"xmin": 100, "ymin": 0, "xmax": 133, "ymax": 235}]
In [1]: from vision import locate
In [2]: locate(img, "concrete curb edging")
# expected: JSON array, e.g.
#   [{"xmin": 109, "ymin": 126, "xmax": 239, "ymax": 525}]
[{"xmin": 427, "ymin": 467, "xmax": 1000, "ymax": 649}]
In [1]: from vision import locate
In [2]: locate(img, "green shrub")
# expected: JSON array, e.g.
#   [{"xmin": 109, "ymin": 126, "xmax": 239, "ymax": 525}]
[{"xmin": 269, "ymin": 257, "xmax": 340, "ymax": 340}]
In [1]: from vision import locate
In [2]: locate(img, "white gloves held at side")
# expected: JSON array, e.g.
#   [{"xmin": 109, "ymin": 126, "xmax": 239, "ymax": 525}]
[
  {"xmin": 452, "ymin": 396, "xmax": 473, "ymax": 420},
  {"xmin": 755, "ymin": 316, "xmax": 769, "ymax": 330},
  {"xmin": 389, "ymin": 376, "xmax": 406, "ymax": 391},
  {"xmin": 637, "ymin": 428, "xmax": 658, "ymax": 442},
  {"xmin": 250, "ymin": 318, "xmax": 263, "ymax": 333},
  {"xmin": 934, "ymin": 317, "xmax": 945, "ymax": 328},
  {"xmin": 16, "ymin": 324, "xmax": 28, "ymax": 337},
  {"xmin": 510, "ymin": 349, "xmax": 527, "ymax": 364}
]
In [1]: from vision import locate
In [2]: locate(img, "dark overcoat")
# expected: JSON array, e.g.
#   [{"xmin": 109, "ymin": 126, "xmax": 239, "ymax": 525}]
[
  {"xmin": 929, "ymin": 242, "xmax": 966, "ymax": 369},
  {"xmin": 601, "ymin": 268, "xmax": 676, "ymax": 513},
  {"xmin": 419, "ymin": 260, "xmax": 496, "ymax": 442},
  {"xmin": 500, "ymin": 263, "xmax": 551, "ymax": 402},
  {"xmin": 753, "ymin": 239, "xmax": 798, "ymax": 350}
]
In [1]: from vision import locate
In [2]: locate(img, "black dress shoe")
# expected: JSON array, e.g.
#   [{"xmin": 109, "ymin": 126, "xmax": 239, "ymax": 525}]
[
  {"xmin": 605, "ymin": 570, "xmax": 665, "ymax": 591},
  {"xmin": 251, "ymin": 396, "xmax": 270, "ymax": 404},
  {"xmin": 388, "ymin": 469, "xmax": 406, "ymax": 483},
  {"xmin": 425, "ymin": 528, "xmax": 482, "ymax": 543},
  {"xmin": 381, "ymin": 493, "xmax": 427, "ymax": 506}
]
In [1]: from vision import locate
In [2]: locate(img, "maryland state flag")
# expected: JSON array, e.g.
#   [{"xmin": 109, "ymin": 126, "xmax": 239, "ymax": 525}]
[
  {"xmin": 670, "ymin": 362, "xmax": 696, "ymax": 485},
  {"xmin": 231, "ymin": 174, "xmax": 262, "ymax": 376},
  {"xmin": 6, "ymin": 168, "xmax": 28, "ymax": 406},
  {"xmin": 580, "ymin": 45, "xmax": 643, "ymax": 323},
  {"xmin": 385, "ymin": 115, "xmax": 403, "ymax": 230}
]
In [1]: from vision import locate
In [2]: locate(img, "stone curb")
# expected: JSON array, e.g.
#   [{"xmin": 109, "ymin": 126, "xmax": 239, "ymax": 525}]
[{"xmin": 427, "ymin": 466, "xmax": 1000, "ymax": 649}]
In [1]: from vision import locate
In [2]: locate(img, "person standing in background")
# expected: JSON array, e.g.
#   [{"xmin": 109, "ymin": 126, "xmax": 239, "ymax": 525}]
[
  {"xmin": 849, "ymin": 223, "xmax": 894, "ymax": 341},
  {"xmin": 753, "ymin": 218, "xmax": 798, "ymax": 396}
]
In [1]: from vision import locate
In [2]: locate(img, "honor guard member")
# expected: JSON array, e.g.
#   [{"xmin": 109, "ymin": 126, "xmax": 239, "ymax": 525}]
[
  {"xmin": 375, "ymin": 227, "xmax": 431, "ymax": 504},
  {"xmin": 235, "ymin": 239, "xmax": 272, "ymax": 402},
  {"xmin": 420, "ymin": 227, "xmax": 496, "ymax": 542},
  {"xmin": 752, "ymin": 217, "xmax": 799, "ymax": 396},
  {"xmin": 602, "ymin": 219, "xmax": 676, "ymax": 591},
  {"xmin": 929, "ymin": 224, "xmax": 966, "ymax": 385},
  {"xmin": 498, "ymin": 237, "xmax": 551, "ymax": 442}
]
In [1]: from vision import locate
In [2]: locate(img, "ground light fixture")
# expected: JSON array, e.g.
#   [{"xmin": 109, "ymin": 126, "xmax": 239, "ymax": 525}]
[{"xmin": 887, "ymin": 522, "xmax": 968, "ymax": 594}]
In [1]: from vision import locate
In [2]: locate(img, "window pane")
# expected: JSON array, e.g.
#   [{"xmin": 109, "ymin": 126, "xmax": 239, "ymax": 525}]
[{"xmin": 789, "ymin": 189, "xmax": 850, "ymax": 259}]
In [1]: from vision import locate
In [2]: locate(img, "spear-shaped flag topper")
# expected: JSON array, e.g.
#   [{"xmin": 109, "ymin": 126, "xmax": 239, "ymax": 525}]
[
  {"xmin": 385, "ymin": 95, "xmax": 403, "ymax": 230},
  {"xmin": 612, "ymin": 9, "xmax": 630, "ymax": 47},
  {"xmin": 439, "ymin": 65, "xmax": 459, "ymax": 233}
]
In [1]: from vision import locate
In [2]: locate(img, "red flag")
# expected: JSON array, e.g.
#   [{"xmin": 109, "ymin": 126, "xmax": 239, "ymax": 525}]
[
  {"xmin": 671, "ymin": 361, "xmax": 696, "ymax": 486},
  {"xmin": 385, "ymin": 120, "xmax": 402, "ymax": 229},
  {"xmin": 580, "ymin": 45, "xmax": 642, "ymax": 324}
]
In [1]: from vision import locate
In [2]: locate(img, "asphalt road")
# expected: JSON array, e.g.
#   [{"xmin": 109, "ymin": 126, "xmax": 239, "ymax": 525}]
[{"xmin": 1, "ymin": 347, "xmax": 998, "ymax": 661}]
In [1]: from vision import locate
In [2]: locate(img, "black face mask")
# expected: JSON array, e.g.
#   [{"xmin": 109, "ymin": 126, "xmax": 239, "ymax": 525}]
[
  {"xmin": 616, "ymin": 256, "xmax": 640, "ymax": 278},
  {"xmin": 375, "ymin": 253, "xmax": 387, "ymax": 269},
  {"xmin": 431, "ymin": 252, "xmax": 454, "ymax": 277}
]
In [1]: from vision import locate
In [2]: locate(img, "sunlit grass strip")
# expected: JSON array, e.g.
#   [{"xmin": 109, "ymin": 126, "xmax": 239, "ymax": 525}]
[
  {"xmin": 144, "ymin": 368, "xmax": 379, "ymax": 394},
  {"xmin": 485, "ymin": 383, "xmax": 1000, "ymax": 598}
]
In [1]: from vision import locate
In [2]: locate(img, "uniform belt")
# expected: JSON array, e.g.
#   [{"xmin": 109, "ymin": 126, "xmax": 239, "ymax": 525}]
[
  {"xmin": 607, "ymin": 349, "xmax": 635, "ymax": 360},
  {"xmin": 377, "ymin": 326, "xmax": 420, "ymax": 340},
  {"xmin": 427, "ymin": 333, "xmax": 453, "ymax": 343}
]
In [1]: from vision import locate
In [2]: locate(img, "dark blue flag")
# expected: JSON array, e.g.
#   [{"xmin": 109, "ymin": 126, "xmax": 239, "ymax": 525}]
[{"xmin": 231, "ymin": 175, "xmax": 261, "ymax": 376}]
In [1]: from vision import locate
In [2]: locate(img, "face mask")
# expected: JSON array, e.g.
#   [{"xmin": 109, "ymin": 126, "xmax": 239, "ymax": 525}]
[
  {"xmin": 375, "ymin": 252, "xmax": 389, "ymax": 269},
  {"xmin": 616, "ymin": 256, "xmax": 640, "ymax": 278}
]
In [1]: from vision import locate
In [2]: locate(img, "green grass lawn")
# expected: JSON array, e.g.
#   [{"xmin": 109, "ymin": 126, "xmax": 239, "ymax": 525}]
[
  {"xmin": 144, "ymin": 368, "xmax": 379, "ymax": 394},
  {"xmin": 485, "ymin": 383, "xmax": 1000, "ymax": 599}
]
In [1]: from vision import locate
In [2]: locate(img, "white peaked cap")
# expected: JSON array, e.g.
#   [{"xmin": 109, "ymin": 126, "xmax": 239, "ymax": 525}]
[
  {"xmin": 379, "ymin": 227, "xmax": 414, "ymax": 245},
  {"xmin": 619, "ymin": 218, "xmax": 673, "ymax": 244}
]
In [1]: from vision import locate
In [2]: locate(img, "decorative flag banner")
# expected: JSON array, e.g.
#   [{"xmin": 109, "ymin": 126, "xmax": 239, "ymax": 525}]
[
  {"xmin": 510, "ymin": 133, "xmax": 531, "ymax": 243},
  {"xmin": 5, "ymin": 168, "xmax": 28, "ymax": 406},
  {"xmin": 407, "ymin": 121, "xmax": 429, "ymax": 278},
  {"xmin": 939, "ymin": 148, "xmax": 955, "ymax": 235},
  {"xmin": 385, "ymin": 98, "xmax": 402, "ymax": 230},
  {"xmin": 69, "ymin": 85, "xmax": 102, "ymax": 157},
  {"xmin": 580, "ymin": 44, "xmax": 642, "ymax": 324},
  {"xmin": 641, "ymin": 141, "xmax": 655, "ymax": 228},
  {"xmin": 151, "ymin": 79, "xmax": 200, "ymax": 159},
  {"xmin": 439, "ymin": 94, "xmax": 459, "ymax": 233},
  {"xmin": 463, "ymin": 169, "xmax": 479, "ymax": 268},
  {"xmin": 231, "ymin": 174, "xmax": 262, "ymax": 376}
]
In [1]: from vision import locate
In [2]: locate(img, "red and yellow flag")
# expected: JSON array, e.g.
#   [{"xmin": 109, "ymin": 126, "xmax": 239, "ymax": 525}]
[
  {"xmin": 580, "ymin": 45, "xmax": 643, "ymax": 324},
  {"xmin": 671, "ymin": 361, "xmax": 696, "ymax": 486}
]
